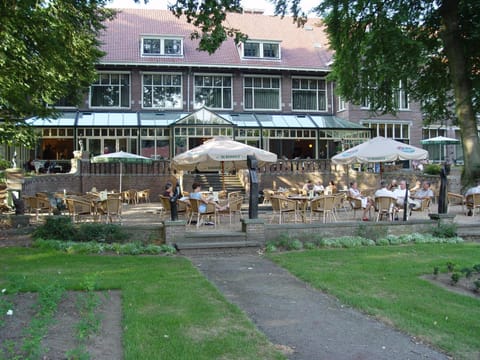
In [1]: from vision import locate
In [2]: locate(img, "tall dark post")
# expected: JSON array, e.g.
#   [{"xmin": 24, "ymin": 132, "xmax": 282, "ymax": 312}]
[
  {"xmin": 438, "ymin": 163, "xmax": 450, "ymax": 214},
  {"xmin": 403, "ymin": 183, "xmax": 409, "ymax": 221},
  {"xmin": 170, "ymin": 184, "xmax": 181, "ymax": 221},
  {"xmin": 247, "ymin": 155, "xmax": 259, "ymax": 219}
]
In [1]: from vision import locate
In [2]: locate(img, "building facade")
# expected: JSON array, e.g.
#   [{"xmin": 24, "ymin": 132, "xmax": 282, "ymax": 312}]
[{"xmin": 8, "ymin": 9, "xmax": 460, "ymax": 169}]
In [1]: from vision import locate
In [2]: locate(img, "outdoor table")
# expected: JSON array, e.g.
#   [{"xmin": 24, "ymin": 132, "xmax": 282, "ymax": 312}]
[{"xmin": 288, "ymin": 195, "xmax": 313, "ymax": 223}]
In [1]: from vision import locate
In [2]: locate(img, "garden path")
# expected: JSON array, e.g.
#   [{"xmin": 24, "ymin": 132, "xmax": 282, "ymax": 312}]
[{"xmin": 190, "ymin": 254, "xmax": 449, "ymax": 360}]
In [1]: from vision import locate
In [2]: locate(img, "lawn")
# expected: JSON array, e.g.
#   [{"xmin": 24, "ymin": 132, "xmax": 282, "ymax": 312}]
[
  {"xmin": 0, "ymin": 248, "xmax": 284, "ymax": 360},
  {"xmin": 267, "ymin": 243, "xmax": 480, "ymax": 360}
]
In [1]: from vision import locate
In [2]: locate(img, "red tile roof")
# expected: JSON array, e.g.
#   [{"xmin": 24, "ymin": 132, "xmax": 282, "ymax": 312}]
[{"xmin": 99, "ymin": 9, "xmax": 332, "ymax": 71}]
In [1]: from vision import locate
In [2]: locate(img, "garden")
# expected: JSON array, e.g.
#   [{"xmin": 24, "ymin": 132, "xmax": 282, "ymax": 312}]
[{"xmin": 0, "ymin": 217, "xmax": 479, "ymax": 359}]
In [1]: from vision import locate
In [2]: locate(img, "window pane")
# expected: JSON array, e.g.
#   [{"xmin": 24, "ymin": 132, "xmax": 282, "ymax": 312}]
[{"xmin": 244, "ymin": 42, "xmax": 260, "ymax": 57}]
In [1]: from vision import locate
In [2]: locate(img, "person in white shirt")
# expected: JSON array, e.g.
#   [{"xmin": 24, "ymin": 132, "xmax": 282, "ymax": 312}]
[
  {"xmin": 348, "ymin": 181, "xmax": 373, "ymax": 220},
  {"xmin": 392, "ymin": 180, "xmax": 411, "ymax": 207},
  {"xmin": 465, "ymin": 182, "xmax": 480, "ymax": 196},
  {"xmin": 313, "ymin": 180, "xmax": 324, "ymax": 194},
  {"xmin": 374, "ymin": 180, "xmax": 396, "ymax": 199},
  {"xmin": 410, "ymin": 181, "xmax": 434, "ymax": 210},
  {"xmin": 465, "ymin": 181, "xmax": 480, "ymax": 215}
]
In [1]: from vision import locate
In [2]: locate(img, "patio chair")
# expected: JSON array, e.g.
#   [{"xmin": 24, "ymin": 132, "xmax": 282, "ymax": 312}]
[
  {"xmin": 97, "ymin": 196, "xmax": 122, "ymax": 224},
  {"xmin": 218, "ymin": 196, "xmax": 243, "ymax": 224},
  {"xmin": 159, "ymin": 195, "xmax": 188, "ymax": 220},
  {"xmin": 346, "ymin": 195, "xmax": 363, "ymax": 219},
  {"xmin": 136, "ymin": 189, "xmax": 150, "ymax": 203},
  {"xmin": 410, "ymin": 197, "xmax": 431, "ymax": 218},
  {"xmin": 447, "ymin": 192, "xmax": 465, "ymax": 214},
  {"xmin": 270, "ymin": 196, "xmax": 297, "ymax": 224},
  {"xmin": 65, "ymin": 197, "xmax": 95, "ymax": 223},
  {"xmin": 262, "ymin": 189, "xmax": 274, "ymax": 204},
  {"xmin": 122, "ymin": 189, "xmax": 138, "ymax": 204},
  {"xmin": 188, "ymin": 198, "xmax": 217, "ymax": 228},
  {"xmin": 310, "ymin": 195, "xmax": 337, "ymax": 223},
  {"xmin": 465, "ymin": 193, "xmax": 480, "ymax": 216},
  {"xmin": 374, "ymin": 196, "xmax": 396, "ymax": 222}
]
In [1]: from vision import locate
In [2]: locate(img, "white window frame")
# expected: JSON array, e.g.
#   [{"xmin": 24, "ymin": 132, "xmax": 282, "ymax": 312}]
[
  {"xmin": 241, "ymin": 40, "xmax": 281, "ymax": 60},
  {"xmin": 361, "ymin": 120, "xmax": 411, "ymax": 142},
  {"xmin": 291, "ymin": 77, "xmax": 328, "ymax": 112},
  {"xmin": 89, "ymin": 72, "xmax": 131, "ymax": 109},
  {"xmin": 142, "ymin": 72, "xmax": 183, "ymax": 110},
  {"xmin": 193, "ymin": 73, "xmax": 233, "ymax": 110},
  {"xmin": 338, "ymin": 96, "xmax": 346, "ymax": 111},
  {"xmin": 141, "ymin": 36, "xmax": 183, "ymax": 57},
  {"xmin": 243, "ymin": 75, "xmax": 281, "ymax": 111},
  {"xmin": 361, "ymin": 80, "xmax": 410, "ymax": 110}
]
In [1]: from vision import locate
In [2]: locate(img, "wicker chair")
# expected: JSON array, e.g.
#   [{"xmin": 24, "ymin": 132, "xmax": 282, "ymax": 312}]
[
  {"xmin": 188, "ymin": 198, "xmax": 217, "ymax": 228},
  {"xmin": 270, "ymin": 196, "xmax": 297, "ymax": 224},
  {"xmin": 465, "ymin": 193, "xmax": 480, "ymax": 216},
  {"xmin": 218, "ymin": 196, "xmax": 243, "ymax": 224},
  {"xmin": 97, "ymin": 197, "xmax": 122, "ymax": 223},
  {"xmin": 374, "ymin": 196, "xmax": 396, "ymax": 222},
  {"xmin": 310, "ymin": 195, "xmax": 337, "ymax": 223}
]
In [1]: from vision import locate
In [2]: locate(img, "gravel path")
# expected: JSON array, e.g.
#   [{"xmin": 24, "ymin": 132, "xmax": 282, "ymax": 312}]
[{"xmin": 189, "ymin": 254, "xmax": 449, "ymax": 360}]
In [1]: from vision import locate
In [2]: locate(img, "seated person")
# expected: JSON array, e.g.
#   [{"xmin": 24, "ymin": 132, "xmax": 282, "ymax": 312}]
[
  {"xmin": 392, "ymin": 180, "xmax": 411, "ymax": 207},
  {"xmin": 374, "ymin": 180, "xmax": 397, "ymax": 217},
  {"xmin": 465, "ymin": 182, "xmax": 480, "ymax": 197},
  {"xmin": 388, "ymin": 179, "xmax": 398, "ymax": 191},
  {"xmin": 348, "ymin": 181, "xmax": 373, "ymax": 221},
  {"xmin": 163, "ymin": 182, "xmax": 175, "ymax": 198},
  {"xmin": 313, "ymin": 180, "xmax": 324, "ymax": 195},
  {"xmin": 189, "ymin": 182, "xmax": 228, "ymax": 213},
  {"xmin": 374, "ymin": 180, "xmax": 397, "ymax": 199},
  {"xmin": 410, "ymin": 181, "xmax": 434, "ymax": 210},
  {"xmin": 325, "ymin": 180, "xmax": 337, "ymax": 194},
  {"xmin": 302, "ymin": 180, "xmax": 314, "ymax": 192},
  {"xmin": 465, "ymin": 181, "xmax": 480, "ymax": 215}
]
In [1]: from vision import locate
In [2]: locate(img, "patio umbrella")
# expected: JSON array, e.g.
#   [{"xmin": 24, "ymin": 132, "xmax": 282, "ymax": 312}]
[
  {"xmin": 420, "ymin": 136, "xmax": 460, "ymax": 162},
  {"xmin": 91, "ymin": 151, "xmax": 153, "ymax": 193},
  {"xmin": 331, "ymin": 136, "xmax": 428, "ymax": 165},
  {"xmin": 172, "ymin": 136, "xmax": 277, "ymax": 190}
]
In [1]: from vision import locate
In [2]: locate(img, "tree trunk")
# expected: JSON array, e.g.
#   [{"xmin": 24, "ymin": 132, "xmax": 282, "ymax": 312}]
[{"xmin": 439, "ymin": 0, "xmax": 480, "ymax": 189}]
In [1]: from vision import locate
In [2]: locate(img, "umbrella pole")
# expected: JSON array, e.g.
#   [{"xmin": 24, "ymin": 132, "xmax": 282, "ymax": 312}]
[
  {"xmin": 222, "ymin": 161, "xmax": 225, "ymax": 191},
  {"xmin": 119, "ymin": 163, "xmax": 123, "ymax": 193}
]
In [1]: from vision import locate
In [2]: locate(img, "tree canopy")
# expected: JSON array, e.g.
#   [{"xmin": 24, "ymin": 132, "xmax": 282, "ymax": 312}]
[
  {"xmin": 0, "ymin": 0, "xmax": 114, "ymax": 147},
  {"xmin": 170, "ymin": 0, "xmax": 480, "ymax": 186}
]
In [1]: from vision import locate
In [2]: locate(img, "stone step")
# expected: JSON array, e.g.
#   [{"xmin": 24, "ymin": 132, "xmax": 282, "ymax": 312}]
[{"xmin": 175, "ymin": 240, "xmax": 260, "ymax": 250}]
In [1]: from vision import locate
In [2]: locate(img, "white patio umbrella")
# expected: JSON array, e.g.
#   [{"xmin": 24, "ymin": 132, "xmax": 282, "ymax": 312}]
[
  {"xmin": 331, "ymin": 136, "xmax": 428, "ymax": 165},
  {"xmin": 91, "ymin": 151, "xmax": 153, "ymax": 193},
  {"xmin": 172, "ymin": 136, "xmax": 277, "ymax": 190},
  {"xmin": 421, "ymin": 136, "xmax": 460, "ymax": 162}
]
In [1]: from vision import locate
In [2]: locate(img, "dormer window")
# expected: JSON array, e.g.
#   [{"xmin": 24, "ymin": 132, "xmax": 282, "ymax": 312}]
[
  {"xmin": 241, "ymin": 41, "xmax": 280, "ymax": 59},
  {"xmin": 142, "ymin": 37, "xmax": 183, "ymax": 56}
]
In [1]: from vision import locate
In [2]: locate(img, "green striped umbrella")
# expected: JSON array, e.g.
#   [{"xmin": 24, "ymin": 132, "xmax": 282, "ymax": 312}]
[{"xmin": 91, "ymin": 151, "xmax": 152, "ymax": 193}]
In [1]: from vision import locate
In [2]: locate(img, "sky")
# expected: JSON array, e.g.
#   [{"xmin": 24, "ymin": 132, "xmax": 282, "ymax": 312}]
[{"xmin": 107, "ymin": 0, "xmax": 321, "ymax": 16}]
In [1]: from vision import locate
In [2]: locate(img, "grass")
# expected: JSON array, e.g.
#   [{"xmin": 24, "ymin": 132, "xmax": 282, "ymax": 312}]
[
  {"xmin": 267, "ymin": 243, "xmax": 480, "ymax": 360},
  {"xmin": 0, "ymin": 248, "xmax": 284, "ymax": 360}
]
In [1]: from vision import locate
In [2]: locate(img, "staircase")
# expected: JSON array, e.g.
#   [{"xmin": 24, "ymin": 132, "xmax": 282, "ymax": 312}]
[{"xmin": 183, "ymin": 174, "xmax": 245, "ymax": 194}]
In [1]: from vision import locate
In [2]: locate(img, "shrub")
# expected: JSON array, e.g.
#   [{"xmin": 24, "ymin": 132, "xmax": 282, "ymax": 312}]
[
  {"xmin": 75, "ymin": 223, "xmax": 128, "ymax": 243},
  {"xmin": 450, "ymin": 272, "xmax": 461, "ymax": 285},
  {"xmin": 286, "ymin": 239, "xmax": 303, "ymax": 251},
  {"xmin": 355, "ymin": 223, "xmax": 387, "ymax": 241},
  {"xmin": 33, "ymin": 216, "xmax": 76, "ymax": 241},
  {"xmin": 424, "ymin": 163, "xmax": 441, "ymax": 175},
  {"xmin": 430, "ymin": 222, "xmax": 457, "ymax": 238},
  {"xmin": 460, "ymin": 267, "xmax": 473, "ymax": 278},
  {"xmin": 303, "ymin": 242, "xmax": 316, "ymax": 250},
  {"xmin": 265, "ymin": 243, "xmax": 278, "ymax": 253},
  {"xmin": 474, "ymin": 280, "xmax": 480, "ymax": 293},
  {"xmin": 446, "ymin": 261, "xmax": 456, "ymax": 272}
]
